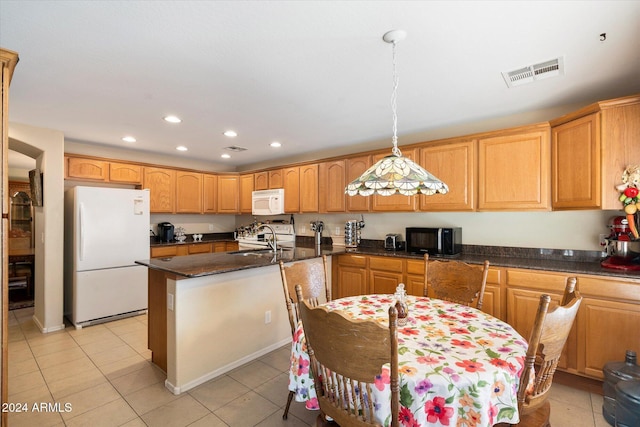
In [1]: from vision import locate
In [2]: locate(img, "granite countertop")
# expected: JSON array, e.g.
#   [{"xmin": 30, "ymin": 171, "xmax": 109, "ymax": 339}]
[
  {"xmin": 139, "ymin": 237, "xmax": 640, "ymax": 281},
  {"xmin": 136, "ymin": 245, "xmax": 345, "ymax": 278},
  {"xmin": 343, "ymin": 245, "xmax": 640, "ymax": 281}
]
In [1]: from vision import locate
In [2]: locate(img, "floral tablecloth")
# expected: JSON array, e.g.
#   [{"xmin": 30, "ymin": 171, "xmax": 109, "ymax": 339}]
[{"xmin": 288, "ymin": 294, "xmax": 528, "ymax": 427}]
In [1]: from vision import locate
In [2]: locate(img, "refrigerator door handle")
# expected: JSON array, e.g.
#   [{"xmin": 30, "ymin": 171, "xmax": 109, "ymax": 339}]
[{"xmin": 79, "ymin": 202, "xmax": 85, "ymax": 261}]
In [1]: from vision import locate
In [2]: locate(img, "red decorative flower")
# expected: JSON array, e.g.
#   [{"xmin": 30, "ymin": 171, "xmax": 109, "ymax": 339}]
[
  {"xmin": 455, "ymin": 359, "xmax": 485, "ymax": 373},
  {"xmin": 459, "ymin": 311, "xmax": 478, "ymax": 318},
  {"xmin": 449, "ymin": 327, "xmax": 470, "ymax": 335},
  {"xmin": 400, "ymin": 328, "xmax": 420, "ymax": 336},
  {"xmin": 425, "ymin": 396, "xmax": 454, "ymax": 426},
  {"xmin": 451, "ymin": 339, "xmax": 475, "ymax": 348},
  {"xmin": 399, "ymin": 406, "xmax": 419, "ymax": 427},
  {"xmin": 415, "ymin": 314, "xmax": 433, "ymax": 322},
  {"xmin": 490, "ymin": 358, "xmax": 518, "ymax": 374}
]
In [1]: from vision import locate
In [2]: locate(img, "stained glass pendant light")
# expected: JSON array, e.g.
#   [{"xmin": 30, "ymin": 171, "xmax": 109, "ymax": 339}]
[{"xmin": 345, "ymin": 30, "xmax": 449, "ymax": 197}]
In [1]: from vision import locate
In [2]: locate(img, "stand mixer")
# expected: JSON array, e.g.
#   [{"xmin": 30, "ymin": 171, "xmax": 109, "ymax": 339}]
[{"xmin": 602, "ymin": 216, "xmax": 640, "ymax": 271}]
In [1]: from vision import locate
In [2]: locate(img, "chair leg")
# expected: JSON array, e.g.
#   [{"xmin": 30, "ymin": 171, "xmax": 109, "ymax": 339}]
[{"xmin": 283, "ymin": 390, "xmax": 294, "ymax": 419}]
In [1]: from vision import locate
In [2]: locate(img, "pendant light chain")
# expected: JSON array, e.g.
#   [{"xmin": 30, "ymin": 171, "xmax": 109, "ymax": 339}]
[{"xmin": 391, "ymin": 41, "xmax": 401, "ymax": 157}]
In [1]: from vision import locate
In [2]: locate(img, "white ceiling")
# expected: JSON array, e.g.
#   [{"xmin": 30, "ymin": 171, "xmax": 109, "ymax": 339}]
[{"xmin": 1, "ymin": 1, "xmax": 639, "ymax": 170}]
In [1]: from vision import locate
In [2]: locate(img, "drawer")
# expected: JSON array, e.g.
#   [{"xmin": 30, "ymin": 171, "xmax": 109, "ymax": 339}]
[
  {"xmin": 406, "ymin": 259, "xmax": 425, "ymax": 275},
  {"xmin": 150, "ymin": 245, "xmax": 177, "ymax": 258},
  {"xmin": 369, "ymin": 256, "xmax": 403, "ymax": 273},
  {"xmin": 338, "ymin": 254, "xmax": 368, "ymax": 268},
  {"xmin": 188, "ymin": 243, "xmax": 212, "ymax": 254}
]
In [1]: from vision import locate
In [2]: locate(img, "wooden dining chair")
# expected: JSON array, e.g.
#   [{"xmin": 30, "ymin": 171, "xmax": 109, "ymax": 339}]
[
  {"xmin": 423, "ymin": 254, "xmax": 490, "ymax": 309},
  {"xmin": 296, "ymin": 284, "xmax": 400, "ymax": 427},
  {"xmin": 497, "ymin": 277, "xmax": 582, "ymax": 427},
  {"xmin": 279, "ymin": 255, "xmax": 331, "ymax": 419}
]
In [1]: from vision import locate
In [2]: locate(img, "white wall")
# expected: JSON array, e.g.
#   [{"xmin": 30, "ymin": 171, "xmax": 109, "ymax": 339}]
[
  {"xmin": 9, "ymin": 122, "xmax": 65, "ymax": 332},
  {"xmin": 238, "ymin": 210, "xmax": 616, "ymax": 252}
]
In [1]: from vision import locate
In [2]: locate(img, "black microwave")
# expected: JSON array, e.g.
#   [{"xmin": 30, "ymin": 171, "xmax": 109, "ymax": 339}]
[{"xmin": 405, "ymin": 227, "xmax": 462, "ymax": 256}]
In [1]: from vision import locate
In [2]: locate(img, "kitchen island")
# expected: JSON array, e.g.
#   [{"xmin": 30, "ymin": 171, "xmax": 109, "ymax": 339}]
[{"xmin": 136, "ymin": 245, "xmax": 344, "ymax": 395}]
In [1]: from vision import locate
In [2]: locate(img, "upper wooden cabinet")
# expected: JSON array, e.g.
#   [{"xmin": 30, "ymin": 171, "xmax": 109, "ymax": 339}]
[
  {"xmin": 144, "ymin": 167, "xmax": 176, "ymax": 213},
  {"xmin": 254, "ymin": 171, "xmax": 269, "ymax": 190},
  {"xmin": 66, "ymin": 157, "xmax": 108, "ymax": 181},
  {"xmin": 299, "ymin": 164, "xmax": 319, "ymax": 213},
  {"xmin": 202, "ymin": 174, "xmax": 217, "ymax": 213},
  {"xmin": 419, "ymin": 139, "xmax": 476, "ymax": 211},
  {"xmin": 217, "ymin": 175, "xmax": 239, "ymax": 213},
  {"xmin": 478, "ymin": 125, "xmax": 550, "ymax": 211},
  {"xmin": 283, "ymin": 167, "xmax": 300, "ymax": 213},
  {"xmin": 269, "ymin": 169, "xmax": 284, "ymax": 189},
  {"xmin": 175, "ymin": 171, "xmax": 202, "ymax": 213},
  {"xmin": 371, "ymin": 148, "xmax": 418, "ymax": 212},
  {"xmin": 109, "ymin": 162, "xmax": 142, "ymax": 184},
  {"xmin": 550, "ymin": 94, "xmax": 640, "ymax": 210},
  {"xmin": 345, "ymin": 155, "xmax": 371, "ymax": 212},
  {"xmin": 319, "ymin": 160, "xmax": 346, "ymax": 213},
  {"xmin": 239, "ymin": 174, "xmax": 254, "ymax": 214}
]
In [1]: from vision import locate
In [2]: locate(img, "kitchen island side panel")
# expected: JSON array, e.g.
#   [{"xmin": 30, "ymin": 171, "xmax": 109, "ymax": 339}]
[{"xmin": 164, "ymin": 265, "xmax": 291, "ymax": 394}]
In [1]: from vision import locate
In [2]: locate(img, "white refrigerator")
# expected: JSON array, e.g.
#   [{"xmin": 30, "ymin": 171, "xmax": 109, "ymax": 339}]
[{"xmin": 64, "ymin": 186, "xmax": 150, "ymax": 328}]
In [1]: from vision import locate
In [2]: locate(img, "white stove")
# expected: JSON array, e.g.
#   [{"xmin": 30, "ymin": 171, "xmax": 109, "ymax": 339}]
[{"xmin": 236, "ymin": 223, "xmax": 295, "ymax": 250}]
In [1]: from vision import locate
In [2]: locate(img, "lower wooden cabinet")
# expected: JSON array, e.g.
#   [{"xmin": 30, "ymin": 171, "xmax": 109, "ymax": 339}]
[
  {"xmin": 150, "ymin": 241, "xmax": 237, "ymax": 258},
  {"xmin": 333, "ymin": 254, "xmax": 368, "ymax": 298},
  {"xmin": 369, "ymin": 256, "xmax": 404, "ymax": 294}
]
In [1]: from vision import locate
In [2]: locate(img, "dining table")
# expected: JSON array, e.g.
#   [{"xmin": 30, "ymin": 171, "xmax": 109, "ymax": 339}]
[{"xmin": 288, "ymin": 294, "xmax": 529, "ymax": 427}]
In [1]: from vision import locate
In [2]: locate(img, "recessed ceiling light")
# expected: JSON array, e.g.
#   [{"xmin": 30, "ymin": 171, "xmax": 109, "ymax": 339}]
[
  {"xmin": 176, "ymin": 146, "xmax": 188, "ymax": 151},
  {"xmin": 221, "ymin": 153, "xmax": 231, "ymax": 159},
  {"xmin": 270, "ymin": 141, "xmax": 282, "ymax": 148},
  {"xmin": 223, "ymin": 130, "xmax": 237, "ymax": 137},
  {"xmin": 164, "ymin": 115, "xmax": 182, "ymax": 123},
  {"xmin": 122, "ymin": 136, "xmax": 136, "ymax": 143}
]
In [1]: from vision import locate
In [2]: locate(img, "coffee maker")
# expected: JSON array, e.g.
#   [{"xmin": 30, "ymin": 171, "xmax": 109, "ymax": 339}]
[{"xmin": 157, "ymin": 222, "xmax": 175, "ymax": 242}]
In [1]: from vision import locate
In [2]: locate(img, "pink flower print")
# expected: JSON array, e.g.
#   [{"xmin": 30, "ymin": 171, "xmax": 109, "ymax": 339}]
[
  {"xmin": 306, "ymin": 397, "xmax": 319, "ymax": 410},
  {"xmin": 442, "ymin": 367, "xmax": 461, "ymax": 382},
  {"xmin": 489, "ymin": 332, "xmax": 508, "ymax": 339},
  {"xmin": 425, "ymin": 396, "xmax": 454, "ymax": 426},
  {"xmin": 374, "ymin": 367, "xmax": 390, "ymax": 391},
  {"xmin": 297, "ymin": 357, "xmax": 310, "ymax": 376},
  {"xmin": 416, "ymin": 355, "xmax": 440, "ymax": 365},
  {"xmin": 399, "ymin": 406, "xmax": 419, "ymax": 427},
  {"xmin": 487, "ymin": 403, "xmax": 498, "ymax": 425},
  {"xmin": 450, "ymin": 327, "xmax": 470, "ymax": 335},
  {"xmin": 415, "ymin": 314, "xmax": 433, "ymax": 322}
]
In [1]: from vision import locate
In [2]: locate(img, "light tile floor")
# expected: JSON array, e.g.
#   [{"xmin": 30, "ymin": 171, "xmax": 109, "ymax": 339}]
[{"xmin": 7, "ymin": 307, "xmax": 611, "ymax": 426}]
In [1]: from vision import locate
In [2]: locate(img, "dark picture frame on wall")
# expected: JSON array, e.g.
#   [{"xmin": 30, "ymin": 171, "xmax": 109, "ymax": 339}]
[{"xmin": 29, "ymin": 168, "xmax": 43, "ymax": 207}]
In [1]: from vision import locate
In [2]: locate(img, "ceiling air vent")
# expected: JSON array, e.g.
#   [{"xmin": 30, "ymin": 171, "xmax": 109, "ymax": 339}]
[
  {"xmin": 223, "ymin": 146, "xmax": 248, "ymax": 152},
  {"xmin": 502, "ymin": 57, "xmax": 564, "ymax": 88}
]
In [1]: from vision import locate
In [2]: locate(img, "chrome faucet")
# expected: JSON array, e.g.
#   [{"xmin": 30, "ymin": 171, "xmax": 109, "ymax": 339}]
[{"xmin": 257, "ymin": 224, "xmax": 277, "ymax": 252}]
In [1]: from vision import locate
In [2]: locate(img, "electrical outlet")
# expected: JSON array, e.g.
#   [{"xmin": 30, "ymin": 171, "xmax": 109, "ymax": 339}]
[
  {"xmin": 209, "ymin": 224, "xmax": 214, "ymax": 231},
  {"xmin": 264, "ymin": 310, "xmax": 271, "ymax": 324},
  {"xmin": 167, "ymin": 293, "xmax": 174, "ymax": 311}
]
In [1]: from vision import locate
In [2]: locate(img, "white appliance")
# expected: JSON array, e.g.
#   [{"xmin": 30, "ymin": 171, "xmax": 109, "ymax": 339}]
[
  {"xmin": 236, "ymin": 223, "xmax": 295, "ymax": 250},
  {"xmin": 64, "ymin": 186, "xmax": 150, "ymax": 328},
  {"xmin": 252, "ymin": 188, "xmax": 285, "ymax": 215}
]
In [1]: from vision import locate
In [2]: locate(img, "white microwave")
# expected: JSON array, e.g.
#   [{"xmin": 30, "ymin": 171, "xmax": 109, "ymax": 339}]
[{"xmin": 252, "ymin": 189, "xmax": 285, "ymax": 215}]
